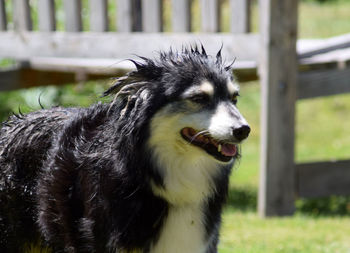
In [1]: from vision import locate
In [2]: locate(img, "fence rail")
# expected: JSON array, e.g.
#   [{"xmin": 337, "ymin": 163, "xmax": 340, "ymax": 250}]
[{"xmin": 296, "ymin": 160, "xmax": 350, "ymax": 198}]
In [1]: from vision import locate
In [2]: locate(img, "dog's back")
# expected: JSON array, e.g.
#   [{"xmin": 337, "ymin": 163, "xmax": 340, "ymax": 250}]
[{"xmin": 0, "ymin": 107, "xmax": 77, "ymax": 252}]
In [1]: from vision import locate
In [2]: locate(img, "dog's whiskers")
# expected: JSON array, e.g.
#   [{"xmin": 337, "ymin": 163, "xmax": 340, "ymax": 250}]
[{"xmin": 189, "ymin": 130, "xmax": 210, "ymax": 144}]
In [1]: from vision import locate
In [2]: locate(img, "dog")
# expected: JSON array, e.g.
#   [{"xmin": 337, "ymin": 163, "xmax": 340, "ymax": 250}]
[{"xmin": 0, "ymin": 46, "xmax": 250, "ymax": 253}]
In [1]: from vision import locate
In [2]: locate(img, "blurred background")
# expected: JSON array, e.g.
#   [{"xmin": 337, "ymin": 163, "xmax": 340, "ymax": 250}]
[{"xmin": 1, "ymin": 0, "xmax": 350, "ymax": 252}]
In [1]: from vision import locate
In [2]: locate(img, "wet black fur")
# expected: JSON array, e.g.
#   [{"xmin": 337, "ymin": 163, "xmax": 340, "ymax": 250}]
[{"xmin": 0, "ymin": 46, "xmax": 237, "ymax": 253}]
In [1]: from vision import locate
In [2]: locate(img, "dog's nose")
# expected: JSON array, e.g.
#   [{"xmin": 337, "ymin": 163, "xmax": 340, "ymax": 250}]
[{"xmin": 232, "ymin": 125, "xmax": 250, "ymax": 142}]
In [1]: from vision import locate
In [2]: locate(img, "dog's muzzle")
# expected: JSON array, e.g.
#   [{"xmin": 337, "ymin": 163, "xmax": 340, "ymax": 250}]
[{"xmin": 181, "ymin": 127, "xmax": 242, "ymax": 162}]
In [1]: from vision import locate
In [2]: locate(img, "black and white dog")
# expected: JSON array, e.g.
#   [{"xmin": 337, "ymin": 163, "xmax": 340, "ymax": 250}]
[{"xmin": 0, "ymin": 46, "xmax": 250, "ymax": 253}]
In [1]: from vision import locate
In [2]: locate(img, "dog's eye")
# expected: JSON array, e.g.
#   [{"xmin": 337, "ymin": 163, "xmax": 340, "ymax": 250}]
[{"xmin": 189, "ymin": 94, "xmax": 210, "ymax": 104}]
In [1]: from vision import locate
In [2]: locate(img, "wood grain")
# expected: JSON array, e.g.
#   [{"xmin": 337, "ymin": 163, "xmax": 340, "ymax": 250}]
[
  {"xmin": 230, "ymin": 0, "xmax": 251, "ymax": 33},
  {"xmin": 258, "ymin": 0, "xmax": 298, "ymax": 217},
  {"xmin": 89, "ymin": 0, "xmax": 108, "ymax": 32},
  {"xmin": 38, "ymin": 0, "xmax": 56, "ymax": 31},
  {"xmin": 296, "ymin": 160, "xmax": 350, "ymax": 198}
]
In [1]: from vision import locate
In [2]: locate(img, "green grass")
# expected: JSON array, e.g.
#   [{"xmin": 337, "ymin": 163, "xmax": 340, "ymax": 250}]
[
  {"xmin": 220, "ymin": 80, "xmax": 350, "ymax": 251},
  {"xmin": 296, "ymin": 94, "xmax": 350, "ymax": 162},
  {"xmin": 230, "ymin": 82, "xmax": 350, "ymax": 187},
  {"xmin": 219, "ymin": 210, "xmax": 350, "ymax": 253},
  {"xmin": 0, "ymin": 81, "xmax": 110, "ymax": 122},
  {"xmin": 299, "ymin": 0, "xmax": 350, "ymax": 38},
  {"xmin": 224, "ymin": 0, "xmax": 350, "ymax": 38},
  {"xmin": 230, "ymin": 82, "xmax": 261, "ymax": 188},
  {"xmin": 221, "ymin": 1, "xmax": 350, "ymax": 245}
]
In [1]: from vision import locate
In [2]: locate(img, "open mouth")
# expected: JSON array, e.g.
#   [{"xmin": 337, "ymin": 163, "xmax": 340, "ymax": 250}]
[{"xmin": 180, "ymin": 127, "xmax": 237, "ymax": 162}]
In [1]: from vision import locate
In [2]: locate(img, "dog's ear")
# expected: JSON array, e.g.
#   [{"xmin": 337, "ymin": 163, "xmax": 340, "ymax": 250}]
[
  {"xmin": 103, "ymin": 57, "xmax": 162, "ymax": 98},
  {"xmin": 103, "ymin": 75, "xmax": 146, "ymax": 98}
]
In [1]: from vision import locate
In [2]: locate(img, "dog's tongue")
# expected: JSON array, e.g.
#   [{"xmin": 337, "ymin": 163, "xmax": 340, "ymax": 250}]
[{"xmin": 221, "ymin": 143, "xmax": 237, "ymax": 157}]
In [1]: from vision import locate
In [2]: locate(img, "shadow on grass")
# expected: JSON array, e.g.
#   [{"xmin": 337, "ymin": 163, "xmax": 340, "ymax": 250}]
[
  {"xmin": 227, "ymin": 186, "xmax": 350, "ymax": 216},
  {"xmin": 296, "ymin": 196, "xmax": 350, "ymax": 216},
  {"xmin": 227, "ymin": 186, "xmax": 257, "ymax": 212}
]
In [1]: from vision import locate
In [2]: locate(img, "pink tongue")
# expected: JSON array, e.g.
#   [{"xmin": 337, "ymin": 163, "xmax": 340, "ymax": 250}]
[{"xmin": 221, "ymin": 144, "xmax": 237, "ymax": 157}]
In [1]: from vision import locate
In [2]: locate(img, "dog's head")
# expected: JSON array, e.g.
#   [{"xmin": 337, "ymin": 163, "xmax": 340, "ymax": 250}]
[
  {"xmin": 105, "ymin": 46, "xmax": 250, "ymax": 203},
  {"xmin": 107, "ymin": 46, "xmax": 250, "ymax": 163},
  {"xmin": 107, "ymin": 47, "xmax": 250, "ymax": 154}
]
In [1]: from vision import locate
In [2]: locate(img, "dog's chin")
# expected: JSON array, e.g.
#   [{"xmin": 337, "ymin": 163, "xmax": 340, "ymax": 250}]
[{"xmin": 180, "ymin": 127, "xmax": 237, "ymax": 163}]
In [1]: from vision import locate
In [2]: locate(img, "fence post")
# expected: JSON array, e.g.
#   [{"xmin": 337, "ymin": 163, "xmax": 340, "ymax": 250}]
[
  {"xmin": 117, "ymin": 0, "xmax": 142, "ymax": 32},
  {"xmin": 0, "ymin": 0, "xmax": 6, "ymax": 31},
  {"xmin": 230, "ymin": 0, "xmax": 250, "ymax": 33},
  {"xmin": 258, "ymin": 0, "xmax": 298, "ymax": 217},
  {"xmin": 171, "ymin": 0, "xmax": 191, "ymax": 32},
  {"xmin": 141, "ymin": 0, "xmax": 162, "ymax": 32},
  {"xmin": 200, "ymin": 0, "xmax": 219, "ymax": 32},
  {"xmin": 38, "ymin": 0, "xmax": 56, "ymax": 31},
  {"xmin": 13, "ymin": 0, "xmax": 32, "ymax": 31},
  {"xmin": 63, "ymin": 0, "xmax": 82, "ymax": 32},
  {"xmin": 89, "ymin": 0, "xmax": 108, "ymax": 32}
]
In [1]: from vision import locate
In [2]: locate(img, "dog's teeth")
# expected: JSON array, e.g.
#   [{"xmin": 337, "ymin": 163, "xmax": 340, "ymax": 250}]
[{"xmin": 218, "ymin": 144, "xmax": 222, "ymax": 153}]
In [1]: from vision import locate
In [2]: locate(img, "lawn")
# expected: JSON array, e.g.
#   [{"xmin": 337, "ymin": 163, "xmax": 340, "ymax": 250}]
[
  {"xmin": 220, "ymin": 1, "xmax": 350, "ymax": 251},
  {"xmin": 1, "ymin": 0, "xmax": 350, "ymax": 252},
  {"xmin": 219, "ymin": 81, "xmax": 350, "ymax": 252},
  {"xmin": 220, "ymin": 209, "xmax": 350, "ymax": 253}
]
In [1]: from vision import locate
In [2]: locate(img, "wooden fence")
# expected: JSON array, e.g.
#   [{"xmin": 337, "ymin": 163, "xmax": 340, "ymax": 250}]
[
  {"xmin": 0, "ymin": 0, "xmax": 259, "ymax": 90},
  {"xmin": 0, "ymin": 0, "xmax": 350, "ymax": 217},
  {"xmin": 258, "ymin": 0, "xmax": 350, "ymax": 216}
]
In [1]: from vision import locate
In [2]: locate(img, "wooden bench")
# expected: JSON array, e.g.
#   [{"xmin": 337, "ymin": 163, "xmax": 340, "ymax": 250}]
[{"xmin": 1, "ymin": 0, "xmax": 350, "ymax": 217}]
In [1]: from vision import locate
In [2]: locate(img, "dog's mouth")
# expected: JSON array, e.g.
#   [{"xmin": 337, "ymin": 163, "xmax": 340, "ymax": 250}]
[{"xmin": 180, "ymin": 127, "xmax": 237, "ymax": 163}]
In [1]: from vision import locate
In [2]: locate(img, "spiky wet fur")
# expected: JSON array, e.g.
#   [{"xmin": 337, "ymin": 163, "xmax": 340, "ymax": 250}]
[{"xmin": 0, "ymin": 46, "xmax": 248, "ymax": 253}]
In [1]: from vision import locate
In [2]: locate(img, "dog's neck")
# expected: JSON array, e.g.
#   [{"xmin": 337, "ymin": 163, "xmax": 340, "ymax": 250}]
[
  {"xmin": 150, "ymin": 153, "xmax": 223, "ymax": 206},
  {"xmin": 147, "ymin": 112, "xmax": 232, "ymax": 206}
]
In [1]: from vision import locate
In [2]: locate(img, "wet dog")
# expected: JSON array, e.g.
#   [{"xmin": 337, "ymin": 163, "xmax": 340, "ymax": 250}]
[{"xmin": 0, "ymin": 46, "xmax": 250, "ymax": 253}]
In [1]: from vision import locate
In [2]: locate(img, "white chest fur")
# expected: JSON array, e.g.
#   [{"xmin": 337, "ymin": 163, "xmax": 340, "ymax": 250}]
[
  {"xmin": 148, "ymin": 112, "xmax": 221, "ymax": 205},
  {"xmin": 150, "ymin": 204, "xmax": 207, "ymax": 253},
  {"xmin": 147, "ymin": 104, "xmax": 230, "ymax": 252}
]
